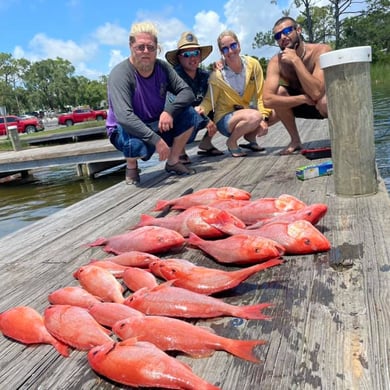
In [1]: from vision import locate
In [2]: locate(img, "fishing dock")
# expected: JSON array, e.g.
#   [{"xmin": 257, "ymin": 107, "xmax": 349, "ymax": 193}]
[{"xmin": 0, "ymin": 118, "xmax": 389, "ymax": 390}]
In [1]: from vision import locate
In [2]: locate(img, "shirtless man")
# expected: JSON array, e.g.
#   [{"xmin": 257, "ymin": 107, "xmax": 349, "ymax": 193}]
[{"xmin": 263, "ymin": 16, "xmax": 332, "ymax": 155}]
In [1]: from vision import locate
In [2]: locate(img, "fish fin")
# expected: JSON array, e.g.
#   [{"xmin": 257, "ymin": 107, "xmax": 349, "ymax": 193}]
[
  {"xmin": 132, "ymin": 214, "xmax": 156, "ymax": 229},
  {"xmin": 52, "ymin": 339, "xmax": 71, "ymax": 357},
  {"xmin": 153, "ymin": 200, "xmax": 170, "ymax": 211},
  {"xmin": 86, "ymin": 237, "xmax": 107, "ymax": 247},
  {"xmin": 235, "ymin": 302, "xmax": 274, "ymax": 320},
  {"xmin": 223, "ymin": 339, "xmax": 267, "ymax": 363}
]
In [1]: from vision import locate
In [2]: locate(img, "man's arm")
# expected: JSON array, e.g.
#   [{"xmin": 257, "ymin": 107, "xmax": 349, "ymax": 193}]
[
  {"xmin": 292, "ymin": 44, "xmax": 331, "ymax": 102},
  {"xmin": 263, "ymin": 56, "xmax": 310, "ymax": 109}
]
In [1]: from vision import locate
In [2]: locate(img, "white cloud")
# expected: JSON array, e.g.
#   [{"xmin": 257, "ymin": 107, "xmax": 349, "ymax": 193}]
[{"xmin": 94, "ymin": 23, "xmax": 128, "ymax": 46}]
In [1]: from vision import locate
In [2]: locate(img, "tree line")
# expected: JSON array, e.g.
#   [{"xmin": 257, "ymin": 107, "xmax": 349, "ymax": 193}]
[{"xmin": 0, "ymin": 0, "xmax": 388, "ymax": 116}]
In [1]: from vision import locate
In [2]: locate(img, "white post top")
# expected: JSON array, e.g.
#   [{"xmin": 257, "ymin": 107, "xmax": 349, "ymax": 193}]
[{"xmin": 320, "ymin": 46, "xmax": 372, "ymax": 69}]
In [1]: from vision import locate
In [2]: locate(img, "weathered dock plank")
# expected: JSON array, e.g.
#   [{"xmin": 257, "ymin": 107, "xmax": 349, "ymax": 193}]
[{"xmin": 0, "ymin": 119, "xmax": 389, "ymax": 390}]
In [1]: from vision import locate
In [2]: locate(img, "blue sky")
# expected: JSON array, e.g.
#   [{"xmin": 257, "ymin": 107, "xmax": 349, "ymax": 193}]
[{"xmin": 1, "ymin": 0, "xmax": 296, "ymax": 79}]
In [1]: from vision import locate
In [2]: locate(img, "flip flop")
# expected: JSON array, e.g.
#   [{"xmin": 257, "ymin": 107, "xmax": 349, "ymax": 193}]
[
  {"xmin": 197, "ymin": 147, "xmax": 224, "ymax": 156},
  {"xmin": 228, "ymin": 147, "xmax": 247, "ymax": 158},
  {"xmin": 239, "ymin": 142, "xmax": 265, "ymax": 152}
]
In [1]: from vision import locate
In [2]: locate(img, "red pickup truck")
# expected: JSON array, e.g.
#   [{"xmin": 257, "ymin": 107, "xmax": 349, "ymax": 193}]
[{"xmin": 57, "ymin": 108, "xmax": 107, "ymax": 126}]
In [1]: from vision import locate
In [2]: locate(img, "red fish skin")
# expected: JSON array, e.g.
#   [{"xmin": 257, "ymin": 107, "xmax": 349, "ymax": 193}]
[
  {"xmin": 73, "ymin": 265, "xmax": 125, "ymax": 304},
  {"xmin": 213, "ymin": 218, "xmax": 330, "ymax": 254},
  {"xmin": 48, "ymin": 286, "xmax": 103, "ymax": 309},
  {"xmin": 87, "ymin": 260, "xmax": 129, "ymax": 278},
  {"xmin": 87, "ymin": 226, "xmax": 186, "ymax": 255},
  {"xmin": 44, "ymin": 305, "xmax": 112, "ymax": 351},
  {"xmin": 122, "ymin": 267, "xmax": 158, "ymax": 291},
  {"xmin": 149, "ymin": 257, "xmax": 284, "ymax": 295},
  {"xmin": 113, "ymin": 315, "xmax": 267, "ymax": 362},
  {"xmin": 187, "ymin": 232, "xmax": 285, "ymax": 265},
  {"xmin": 124, "ymin": 282, "xmax": 274, "ymax": 320},
  {"xmin": 153, "ymin": 187, "xmax": 251, "ymax": 211},
  {"xmin": 88, "ymin": 302, "xmax": 144, "ymax": 328},
  {"xmin": 132, "ymin": 206, "xmax": 245, "ymax": 238},
  {"xmin": 88, "ymin": 338, "xmax": 221, "ymax": 390},
  {"xmin": 214, "ymin": 194, "xmax": 307, "ymax": 225},
  {"xmin": 93, "ymin": 251, "xmax": 161, "ymax": 267},
  {"xmin": 247, "ymin": 203, "xmax": 328, "ymax": 229},
  {"xmin": 255, "ymin": 220, "xmax": 331, "ymax": 254},
  {"xmin": 0, "ymin": 306, "xmax": 70, "ymax": 357}
]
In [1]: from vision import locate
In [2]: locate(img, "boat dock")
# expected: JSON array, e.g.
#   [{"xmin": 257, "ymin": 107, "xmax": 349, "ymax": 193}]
[{"xmin": 0, "ymin": 118, "xmax": 389, "ymax": 390}]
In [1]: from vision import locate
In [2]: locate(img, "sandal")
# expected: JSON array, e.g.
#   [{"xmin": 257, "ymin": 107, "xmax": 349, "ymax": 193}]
[
  {"xmin": 179, "ymin": 154, "xmax": 191, "ymax": 165},
  {"xmin": 239, "ymin": 141, "xmax": 265, "ymax": 152},
  {"xmin": 227, "ymin": 147, "xmax": 247, "ymax": 158},
  {"xmin": 197, "ymin": 147, "xmax": 224, "ymax": 156},
  {"xmin": 165, "ymin": 162, "xmax": 196, "ymax": 176},
  {"xmin": 125, "ymin": 167, "xmax": 141, "ymax": 185}
]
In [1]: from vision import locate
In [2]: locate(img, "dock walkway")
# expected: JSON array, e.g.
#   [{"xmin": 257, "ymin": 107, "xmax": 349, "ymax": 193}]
[{"xmin": 0, "ymin": 119, "xmax": 389, "ymax": 390}]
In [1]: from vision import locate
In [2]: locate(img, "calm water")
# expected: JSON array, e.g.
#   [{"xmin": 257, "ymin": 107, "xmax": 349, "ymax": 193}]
[{"xmin": 0, "ymin": 86, "xmax": 389, "ymax": 239}]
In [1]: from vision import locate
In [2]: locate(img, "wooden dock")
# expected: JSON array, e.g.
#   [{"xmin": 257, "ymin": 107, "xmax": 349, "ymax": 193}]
[{"xmin": 0, "ymin": 119, "xmax": 389, "ymax": 390}]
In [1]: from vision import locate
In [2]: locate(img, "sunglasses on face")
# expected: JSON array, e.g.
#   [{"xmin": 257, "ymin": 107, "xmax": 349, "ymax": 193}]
[
  {"xmin": 220, "ymin": 42, "xmax": 238, "ymax": 55},
  {"xmin": 133, "ymin": 44, "xmax": 157, "ymax": 53},
  {"xmin": 274, "ymin": 25, "xmax": 296, "ymax": 41},
  {"xmin": 179, "ymin": 50, "xmax": 201, "ymax": 58}
]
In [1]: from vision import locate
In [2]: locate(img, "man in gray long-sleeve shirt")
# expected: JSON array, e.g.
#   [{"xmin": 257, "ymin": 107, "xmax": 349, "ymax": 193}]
[{"xmin": 106, "ymin": 21, "xmax": 200, "ymax": 185}]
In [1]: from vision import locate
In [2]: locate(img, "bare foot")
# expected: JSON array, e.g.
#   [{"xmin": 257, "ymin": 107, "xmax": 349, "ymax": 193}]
[{"xmin": 279, "ymin": 143, "xmax": 303, "ymax": 155}]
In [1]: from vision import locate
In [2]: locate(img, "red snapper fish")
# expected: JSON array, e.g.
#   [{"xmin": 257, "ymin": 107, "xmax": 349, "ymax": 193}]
[
  {"xmin": 149, "ymin": 257, "xmax": 283, "ymax": 295},
  {"xmin": 212, "ymin": 194, "xmax": 307, "ymax": 225},
  {"xmin": 187, "ymin": 232, "xmax": 285, "ymax": 264},
  {"xmin": 87, "ymin": 226, "xmax": 185, "ymax": 255},
  {"xmin": 124, "ymin": 282, "xmax": 273, "ymax": 320},
  {"xmin": 92, "ymin": 251, "xmax": 161, "ymax": 267},
  {"xmin": 153, "ymin": 186, "xmax": 251, "ymax": 211},
  {"xmin": 122, "ymin": 267, "xmax": 159, "ymax": 291},
  {"xmin": 132, "ymin": 205, "xmax": 246, "ymax": 238},
  {"xmin": 0, "ymin": 306, "xmax": 70, "ymax": 357},
  {"xmin": 87, "ymin": 259, "xmax": 130, "ymax": 278},
  {"xmin": 113, "ymin": 315, "xmax": 267, "ymax": 362},
  {"xmin": 48, "ymin": 286, "xmax": 103, "ymax": 308},
  {"xmin": 213, "ymin": 219, "xmax": 331, "ymax": 254},
  {"xmin": 73, "ymin": 265, "xmax": 125, "ymax": 304},
  {"xmin": 88, "ymin": 338, "xmax": 221, "ymax": 390},
  {"xmin": 88, "ymin": 302, "xmax": 144, "ymax": 328},
  {"xmin": 44, "ymin": 305, "xmax": 112, "ymax": 351},
  {"xmin": 247, "ymin": 203, "xmax": 328, "ymax": 228}
]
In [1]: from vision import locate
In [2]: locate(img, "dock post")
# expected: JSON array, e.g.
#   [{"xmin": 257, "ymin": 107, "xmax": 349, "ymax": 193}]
[
  {"xmin": 320, "ymin": 46, "xmax": 377, "ymax": 196},
  {"xmin": 7, "ymin": 126, "xmax": 22, "ymax": 151}
]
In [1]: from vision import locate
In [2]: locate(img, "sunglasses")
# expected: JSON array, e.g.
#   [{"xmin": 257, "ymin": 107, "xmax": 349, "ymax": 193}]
[
  {"xmin": 221, "ymin": 42, "xmax": 238, "ymax": 55},
  {"xmin": 274, "ymin": 25, "xmax": 295, "ymax": 41},
  {"xmin": 179, "ymin": 50, "xmax": 201, "ymax": 58},
  {"xmin": 133, "ymin": 44, "xmax": 157, "ymax": 53}
]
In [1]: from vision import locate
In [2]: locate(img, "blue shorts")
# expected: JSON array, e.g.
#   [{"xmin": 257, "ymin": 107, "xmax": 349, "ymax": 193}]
[
  {"xmin": 216, "ymin": 112, "xmax": 234, "ymax": 137},
  {"xmin": 109, "ymin": 106, "xmax": 199, "ymax": 161}
]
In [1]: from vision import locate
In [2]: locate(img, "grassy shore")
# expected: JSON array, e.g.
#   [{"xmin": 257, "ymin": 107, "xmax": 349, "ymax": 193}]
[{"xmin": 371, "ymin": 62, "xmax": 390, "ymax": 84}]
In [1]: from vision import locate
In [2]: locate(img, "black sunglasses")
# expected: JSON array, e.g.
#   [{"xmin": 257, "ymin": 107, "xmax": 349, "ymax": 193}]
[
  {"xmin": 221, "ymin": 42, "xmax": 238, "ymax": 55},
  {"xmin": 274, "ymin": 25, "xmax": 295, "ymax": 41}
]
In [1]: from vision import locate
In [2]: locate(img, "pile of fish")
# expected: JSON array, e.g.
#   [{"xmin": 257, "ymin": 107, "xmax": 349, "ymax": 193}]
[{"xmin": 0, "ymin": 187, "xmax": 330, "ymax": 389}]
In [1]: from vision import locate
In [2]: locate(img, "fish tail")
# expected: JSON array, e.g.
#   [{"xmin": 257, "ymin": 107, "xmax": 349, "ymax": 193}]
[
  {"xmin": 133, "ymin": 214, "xmax": 156, "ymax": 229},
  {"xmin": 153, "ymin": 200, "xmax": 170, "ymax": 211},
  {"xmin": 234, "ymin": 302, "xmax": 274, "ymax": 320},
  {"xmin": 52, "ymin": 339, "xmax": 71, "ymax": 357},
  {"xmin": 223, "ymin": 338, "xmax": 267, "ymax": 363},
  {"xmin": 86, "ymin": 237, "xmax": 107, "ymax": 247},
  {"xmin": 187, "ymin": 232, "xmax": 203, "ymax": 246}
]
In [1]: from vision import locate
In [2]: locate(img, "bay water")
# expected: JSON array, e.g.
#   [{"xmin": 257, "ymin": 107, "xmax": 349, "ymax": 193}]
[{"xmin": 0, "ymin": 86, "xmax": 389, "ymax": 239}]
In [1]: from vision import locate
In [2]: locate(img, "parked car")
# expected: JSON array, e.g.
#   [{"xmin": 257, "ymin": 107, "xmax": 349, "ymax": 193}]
[
  {"xmin": 57, "ymin": 108, "xmax": 107, "ymax": 126},
  {"xmin": 0, "ymin": 115, "xmax": 45, "ymax": 136}
]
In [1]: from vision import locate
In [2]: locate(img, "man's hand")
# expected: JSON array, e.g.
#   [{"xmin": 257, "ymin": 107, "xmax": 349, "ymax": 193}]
[
  {"xmin": 158, "ymin": 111, "xmax": 173, "ymax": 132},
  {"xmin": 155, "ymin": 138, "xmax": 170, "ymax": 161}
]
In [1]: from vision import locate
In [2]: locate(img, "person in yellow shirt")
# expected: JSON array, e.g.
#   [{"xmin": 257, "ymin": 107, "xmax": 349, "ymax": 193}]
[{"xmin": 197, "ymin": 30, "xmax": 276, "ymax": 157}]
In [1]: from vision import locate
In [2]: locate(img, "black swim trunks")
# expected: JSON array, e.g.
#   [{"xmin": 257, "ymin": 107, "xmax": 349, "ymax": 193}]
[{"xmin": 284, "ymin": 86, "xmax": 325, "ymax": 119}]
